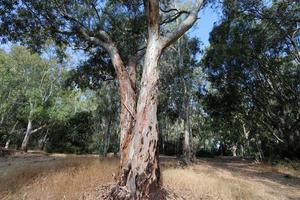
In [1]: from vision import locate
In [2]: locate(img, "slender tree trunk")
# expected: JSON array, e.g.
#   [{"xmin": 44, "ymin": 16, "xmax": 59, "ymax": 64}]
[
  {"xmin": 255, "ymin": 134, "xmax": 263, "ymax": 160},
  {"xmin": 5, "ymin": 139, "xmax": 10, "ymax": 149},
  {"xmin": 21, "ymin": 119, "xmax": 32, "ymax": 152},
  {"xmin": 242, "ymin": 123, "xmax": 250, "ymax": 156},
  {"xmin": 232, "ymin": 144, "xmax": 237, "ymax": 157},
  {"xmin": 103, "ymin": 118, "xmax": 112, "ymax": 156},
  {"xmin": 183, "ymin": 82, "xmax": 193, "ymax": 161},
  {"xmin": 39, "ymin": 130, "xmax": 48, "ymax": 151},
  {"xmin": 176, "ymin": 19, "xmax": 193, "ymax": 161},
  {"xmin": 240, "ymin": 144, "xmax": 244, "ymax": 157},
  {"xmin": 4, "ymin": 121, "xmax": 18, "ymax": 149}
]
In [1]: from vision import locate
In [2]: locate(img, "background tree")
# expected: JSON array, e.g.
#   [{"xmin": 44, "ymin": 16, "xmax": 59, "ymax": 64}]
[
  {"xmin": 0, "ymin": 46, "xmax": 62, "ymax": 150},
  {"xmin": 158, "ymin": 36, "xmax": 201, "ymax": 162},
  {"xmin": 200, "ymin": 0, "xmax": 300, "ymax": 159}
]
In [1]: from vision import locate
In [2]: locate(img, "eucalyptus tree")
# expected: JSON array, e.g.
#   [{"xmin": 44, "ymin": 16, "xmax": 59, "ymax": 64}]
[
  {"xmin": 0, "ymin": 0, "xmax": 206, "ymax": 198},
  {"xmin": 159, "ymin": 36, "xmax": 201, "ymax": 161},
  {"xmin": 201, "ymin": 0, "xmax": 300, "ymax": 159},
  {"xmin": 3, "ymin": 46, "xmax": 59, "ymax": 150},
  {"xmin": 0, "ymin": 49, "xmax": 22, "ymax": 148}
]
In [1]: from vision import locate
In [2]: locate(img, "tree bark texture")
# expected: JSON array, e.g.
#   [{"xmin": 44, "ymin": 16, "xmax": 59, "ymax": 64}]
[
  {"xmin": 109, "ymin": 0, "xmax": 204, "ymax": 198},
  {"xmin": 112, "ymin": 35, "xmax": 162, "ymax": 200}
]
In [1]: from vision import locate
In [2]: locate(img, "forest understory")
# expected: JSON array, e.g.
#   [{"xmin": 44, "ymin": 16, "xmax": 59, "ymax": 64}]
[{"xmin": 0, "ymin": 152, "xmax": 299, "ymax": 200}]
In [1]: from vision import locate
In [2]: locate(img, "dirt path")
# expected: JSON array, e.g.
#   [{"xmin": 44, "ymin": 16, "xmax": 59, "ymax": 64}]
[{"xmin": 0, "ymin": 154, "xmax": 299, "ymax": 200}]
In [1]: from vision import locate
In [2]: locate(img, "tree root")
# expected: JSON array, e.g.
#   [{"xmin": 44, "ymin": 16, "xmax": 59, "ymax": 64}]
[{"xmin": 103, "ymin": 184, "xmax": 185, "ymax": 200}]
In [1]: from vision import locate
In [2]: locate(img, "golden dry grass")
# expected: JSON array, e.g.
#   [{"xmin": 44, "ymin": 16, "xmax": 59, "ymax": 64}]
[
  {"xmin": 162, "ymin": 158, "xmax": 300, "ymax": 200},
  {"xmin": 1, "ymin": 155, "xmax": 118, "ymax": 200},
  {"xmin": 1, "ymin": 154, "xmax": 299, "ymax": 200},
  {"xmin": 163, "ymin": 165, "xmax": 280, "ymax": 200}
]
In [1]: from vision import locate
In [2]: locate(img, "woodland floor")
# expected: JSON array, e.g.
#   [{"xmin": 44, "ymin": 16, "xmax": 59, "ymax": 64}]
[{"xmin": 0, "ymin": 151, "xmax": 300, "ymax": 200}]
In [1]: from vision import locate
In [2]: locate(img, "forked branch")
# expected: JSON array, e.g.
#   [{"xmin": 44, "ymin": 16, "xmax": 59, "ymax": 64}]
[{"xmin": 160, "ymin": 0, "xmax": 205, "ymax": 49}]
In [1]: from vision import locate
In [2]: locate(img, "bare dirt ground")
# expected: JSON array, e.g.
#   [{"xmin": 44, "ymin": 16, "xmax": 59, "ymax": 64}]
[{"xmin": 0, "ymin": 152, "xmax": 299, "ymax": 200}]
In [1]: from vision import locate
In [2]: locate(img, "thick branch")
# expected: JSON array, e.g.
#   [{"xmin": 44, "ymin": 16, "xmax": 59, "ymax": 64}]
[
  {"xmin": 144, "ymin": 0, "xmax": 160, "ymax": 38},
  {"xmin": 31, "ymin": 124, "xmax": 47, "ymax": 134},
  {"xmin": 160, "ymin": 10, "xmax": 190, "ymax": 25},
  {"xmin": 160, "ymin": 0, "xmax": 204, "ymax": 49}
]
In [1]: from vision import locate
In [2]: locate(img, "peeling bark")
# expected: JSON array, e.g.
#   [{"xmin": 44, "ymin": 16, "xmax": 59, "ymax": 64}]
[
  {"xmin": 112, "ymin": 37, "xmax": 162, "ymax": 199},
  {"xmin": 110, "ymin": 0, "xmax": 204, "ymax": 198}
]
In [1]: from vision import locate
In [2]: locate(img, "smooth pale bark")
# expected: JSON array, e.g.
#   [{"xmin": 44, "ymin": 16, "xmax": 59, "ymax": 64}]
[
  {"xmin": 231, "ymin": 144, "xmax": 237, "ymax": 157},
  {"xmin": 242, "ymin": 123, "xmax": 250, "ymax": 156},
  {"xmin": 5, "ymin": 139, "xmax": 10, "ymax": 149},
  {"xmin": 182, "ymin": 72, "xmax": 193, "ymax": 161},
  {"xmin": 21, "ymin": 119, "xmax": 32, "ymax": 151},
  {"xmin": 183, "ymin": 102, "xmax": 193, "ymax": 160},
  {"xmin": 21, "ymin": 118, "xmax": 46, "ymax": 151}
]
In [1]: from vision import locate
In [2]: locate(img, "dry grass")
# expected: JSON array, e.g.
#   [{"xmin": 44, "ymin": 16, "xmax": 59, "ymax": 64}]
[
  {"xmin": 163, "ymin": 165, "xmax": 278, "ymax": 200},
  {"xmin": 1, "ymin": 155, "xmax": 118, "ymax": 200},
  {"xmin": 162, "ymin": 158, "xmax": 300, "ymax": 200},
  {"xmin": 1, "ymin": 154, "xmax": 299, "ymax": 200}
]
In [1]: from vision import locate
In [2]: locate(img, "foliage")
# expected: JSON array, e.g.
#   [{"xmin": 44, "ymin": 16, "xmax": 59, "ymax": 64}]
[{"xmin": 200, "ymin": 0, "xmax": 300, "ymax": 159}]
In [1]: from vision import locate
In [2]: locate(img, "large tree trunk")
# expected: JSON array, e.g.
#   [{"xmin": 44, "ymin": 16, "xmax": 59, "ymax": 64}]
[
  {"xmin": 112, "ymin": 37, "xmax": 162, "ymax": 200},
  {"xmin": 109, "ymin": 1, "xmax": 204, "ymax": 198},
  {"xmin": 21, "ymin": 119, "xmax": 32, "ymax": 152},
  {"xmin": 109, "ymin": 49, "xmax": 137, "ymax": 180}
]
